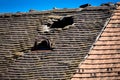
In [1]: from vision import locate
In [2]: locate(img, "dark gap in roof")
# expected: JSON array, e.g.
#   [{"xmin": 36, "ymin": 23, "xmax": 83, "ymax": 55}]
[
  {"xmin": 50, "ymin": 16, "xmax": 73, "ymax": 28},
  {"xmin": 31, "ymin": 39, "xmax": 52, "ymax": 51},
  {"xmin": 79, "ymin": 4, "xmax": 91, "ymax": 8}
]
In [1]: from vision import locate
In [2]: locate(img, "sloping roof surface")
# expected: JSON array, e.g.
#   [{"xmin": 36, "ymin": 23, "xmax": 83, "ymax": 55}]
[
  {"xmin": 72, "ymin": 3, "xmax": 120, "ymax": 80},
  {"xmin": 0, "ymin": 6, "xmax": 114, "ymax": 80}
]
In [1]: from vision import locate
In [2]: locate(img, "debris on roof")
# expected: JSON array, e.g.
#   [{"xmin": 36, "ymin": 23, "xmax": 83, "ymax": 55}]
[
  {"xmin": 101, "ymin": 2, "xmax": 115, "ymax": 6},
  {"xmin": 80, "ymin": 4, "xmax": 91, "ymax": 8}
]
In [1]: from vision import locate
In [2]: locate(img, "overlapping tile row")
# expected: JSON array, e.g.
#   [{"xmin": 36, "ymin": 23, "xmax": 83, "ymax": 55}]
[
  {"xmin": 71, "ymin": 4, "xmax": 120, "ymax": 80},
  {"xmin": 0, "ymin": 6, "xmax": 114, "ymax": 80}
]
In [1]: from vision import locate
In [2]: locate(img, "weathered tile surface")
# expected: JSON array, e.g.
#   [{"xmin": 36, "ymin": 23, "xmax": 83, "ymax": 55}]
[{"xmin": 0, "ymin": 6, "xmax": 114, "ymax": 80}]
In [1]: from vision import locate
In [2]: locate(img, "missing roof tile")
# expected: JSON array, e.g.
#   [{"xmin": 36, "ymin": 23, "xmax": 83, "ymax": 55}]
[
  {"xmin": 50, "ymin": 16, "xmax": 73, "ymax": 28},
  {"xmin": 31, "ymin": 39, "xmax": 52, "ymax": 51}
]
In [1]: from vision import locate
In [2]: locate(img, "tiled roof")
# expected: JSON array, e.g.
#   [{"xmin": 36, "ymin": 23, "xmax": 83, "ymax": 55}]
[
  {"xmin": 71, "ymin": 3, "xmax": 120, "ymax": 80},
  {"xmin": 0, "ymin": 5, "xmax": 115, "ymax": 80}
]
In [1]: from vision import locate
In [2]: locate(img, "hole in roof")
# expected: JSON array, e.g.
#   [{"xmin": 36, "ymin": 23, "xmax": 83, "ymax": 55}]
[
  {"xmin": 50, "ymin": 16, "xmax": 73, "ymax": 28},
  {"xmin": 31, "ymin": 39, "xmax": 52, "ymax": 51}
]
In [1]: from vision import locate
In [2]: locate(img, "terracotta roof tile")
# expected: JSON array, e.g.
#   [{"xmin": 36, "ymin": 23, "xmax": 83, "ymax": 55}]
[
  {"xmin": 111, "ymin": 15, "xmax": 120, "ymax": 19},
  {"xmin": 84, "ymin": 59, "xmax": 120, "ymax": 65},
  {"xmin": 109, "ymin": 19, "xmax": 120, "ymax": 24},
  {"xmin": 99, "ymin": 37, "xmax": 120, "ymax": 41},
  {"xmin": 114, "ymin": 13, "xmax": 120, "ymax": 15},
  {"xmin": 95, "ymin": 41, "xmax": 120, "ymax": 45},
  {"xmin": 90, "ymin": 50, "xmax": 118, "ymax": 54},
  {"xmin": 93, "ymin": 45, "xmax": 120, "ymax": 49},
  {"xmin": 71, "ymin": 4, "xmax": 120, "ymax": 80},
  {"xmin": 106, "ymin": 23, "xmax": 120, "ymax": 27},
  {"xmin": 80, "ymin": 63, "xmax": 120, "ymax": 68},
  {"xmin": 104, "ymin": 27, "xmax": 120, "ymax": 32},
  {"xmin": 87, "ymin": 54, "xmax": 119, "ymax": 59},
  {"xmin": 101, "ymin": 32, "xmax": 120, "ymax": 37}
]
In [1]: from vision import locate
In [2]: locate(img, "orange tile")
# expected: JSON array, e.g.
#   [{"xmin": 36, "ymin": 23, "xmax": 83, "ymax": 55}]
[
  {"xmin": 96, "ymin": 72, "xmax": 117, "ymax": 77},
  {"xmin": 114, "ymin": 13, "xmax": 120, "ymax": 15},
  {"xmin": 104, "ymin": 28, "xmax": 120, "ymax": 32},
  {"xmin": 89, "ymin": 50, "xmax": 118, "ymax": 54},
  {"xmin": 80, "ymin": 63, "xmax": 120, "ymax": 69},
  {"xmin": 109, "ymin": 19, "xmax": 120, "ymax": 23},
  {"xmin": 71, "ymin": 78, "xmax": 80, "ymax": 80},
  {"xmin": 99, "ymin": 36, "xmax": 120, "ymax": 41},
  {"xmin": 72, "ymin": 73, "xmax": 90, "ymax": 77},
  {"xmin": 85, "ymin": 59, "xmax": 120, "ymax": 64},
  {"xmin": 82, "ymin": 68, "xmax": 107, "ymax": 73},
  {"xmin": 101, "ymin": 32, "xmax": 120, "ymax": 37},
  {"xmin": 93, "ymin": 45, "xmax": 120, "ymax": 49},
  {"xmin": 88, "ymin": 54, "xmax": 120, "ymax": 59},
  {"xmin": 72, "ymin": 78, "xmax": 100, "ymax": 80},
  {"xmin": 106, "ymin": 23, "xmax": 114, "ymax": 27},
  {"xmin": 95, "ymin": 40, "xmax": 120, "ymax": 45},
  {"xmin": 111, "ymin": 15, "xmax": 120, "ymax": 19}
]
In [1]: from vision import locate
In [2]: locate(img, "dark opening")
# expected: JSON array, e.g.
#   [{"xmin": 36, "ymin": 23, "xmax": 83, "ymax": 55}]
[
  {"xmin": 31, "ymin": 40, "xmax": 51, "ymax": 51},
  {"xmin": 50, "ymin": 16, "xmax": 73, "ymax": 28},
  {"xmin": 79, "ymin": 4, "xmax": 91, "ymax": 8},
  {"xmin": 100, "ymin": 2, "xmax": 114, "ymax": 6}
]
